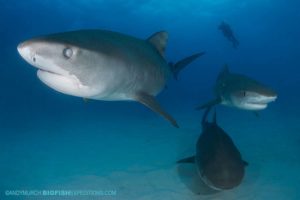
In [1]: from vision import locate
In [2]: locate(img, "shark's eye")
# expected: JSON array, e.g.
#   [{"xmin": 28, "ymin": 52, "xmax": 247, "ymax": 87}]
[
  {"xmin": 63, "ymin": 48, "xmax": 73, "ymax": 59},
  {"xmin": 32, "ymin": 57, "xmax": 36, "ymax": 62},
  {"xmin": 243, "ymin": 91, "xmax": 247, "ymax": 96}
]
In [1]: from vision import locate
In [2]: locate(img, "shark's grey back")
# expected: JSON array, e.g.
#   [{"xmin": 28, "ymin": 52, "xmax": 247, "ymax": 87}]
[{"xmin": 195, "ymin": 110, "xmax": 247, "ymax": 190}]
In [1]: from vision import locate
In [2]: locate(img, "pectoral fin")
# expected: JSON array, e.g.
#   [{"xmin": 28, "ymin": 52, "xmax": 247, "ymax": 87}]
[
  {"xmin": 177, "ymin": 156, "xmax": 195, "ymax": 164},
  {"xmin": 134, "ymin": 92, "xmax": 179, "ymax": 128},
  {"xmin": 196, "ymin": 98, "xmax": 221, "ymax": 110}
]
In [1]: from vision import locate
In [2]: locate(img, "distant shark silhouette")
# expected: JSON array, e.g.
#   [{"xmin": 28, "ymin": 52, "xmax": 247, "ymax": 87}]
[
  {"xmin": 197, "ymin": 65, "xmax": 277, "ymax": 111},
  {"xmin": 17, "ymin": 29, "xmax": 205, "ymax": 127},
  {"xmin": 177, "ymin": 107, "xmax": 248, "ymax": 190},
  {"xmin": 219, "ymin": 21, "xmax": 239, "ymax": 49}
]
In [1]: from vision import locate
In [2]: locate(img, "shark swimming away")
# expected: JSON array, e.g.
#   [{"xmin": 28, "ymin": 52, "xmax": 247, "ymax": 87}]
[
  {"xmin": 197, "ymin": 65, "xmax": 277, "ymax": 111},
  {"xmin": 177, "ymin": 107, "xmax": 248, "ymax": 191},
  {"xmin": 17, "ymin": 29, "xmax": 204, "ymax": 127}
]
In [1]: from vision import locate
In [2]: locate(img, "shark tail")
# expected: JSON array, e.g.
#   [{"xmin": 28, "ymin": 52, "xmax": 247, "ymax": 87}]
[{"xmin": 170, "ymin": 52, "xmax": 205, "ymax": 80}]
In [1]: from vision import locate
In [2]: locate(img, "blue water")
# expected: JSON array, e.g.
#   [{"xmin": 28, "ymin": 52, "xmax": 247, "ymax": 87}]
[{"xmin": 0, "ymin": 0, "xmax": 300, "ymax": 199}]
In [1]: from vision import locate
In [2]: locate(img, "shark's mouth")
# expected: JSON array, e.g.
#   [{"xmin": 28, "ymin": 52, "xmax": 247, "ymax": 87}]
[
  {"xmin": 37, "ymin": 69, "xmax": 94, "ymax": 98},
  {"xmin": 231, "ymin": 93, "xmax": 277, "ymax": 110},
  {"xmin": 38, "ymin": 69, "xmax": 62, "ymax": 76},
  {"xmin": 244, "ymin": 102, "xmax": 268, "ymax": 110},
  {"xmin": 242, "ymin": 96, "xmax": 277, "ymax": 110}
]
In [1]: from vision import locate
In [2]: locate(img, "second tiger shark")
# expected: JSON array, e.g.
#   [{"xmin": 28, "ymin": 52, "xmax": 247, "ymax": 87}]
[
  {"xmin": 197, "ymin": 65, "xmax": 277, "ymax": 111},
  {"xmin": 17, "ymin": 29, "xmax": 204, "ymax": 127}
]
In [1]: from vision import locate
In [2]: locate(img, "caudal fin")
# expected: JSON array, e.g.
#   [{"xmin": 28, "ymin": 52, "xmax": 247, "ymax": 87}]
[{"xmin": 170, "ymin": 52, "xmax": 205, "ymax": 80}]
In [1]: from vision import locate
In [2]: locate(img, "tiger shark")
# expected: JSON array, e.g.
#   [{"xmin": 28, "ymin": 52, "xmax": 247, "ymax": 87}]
[
  {"xmin": 197, "ymin": 65, "xmax": 277, "ymax": 111},
  {"xmin": 177, "ymin": 107, "xmax": 248, "ymax": 191},
  {"xmin": 17, "ymin": 29, "xmax": 204, "ymax": 127}
]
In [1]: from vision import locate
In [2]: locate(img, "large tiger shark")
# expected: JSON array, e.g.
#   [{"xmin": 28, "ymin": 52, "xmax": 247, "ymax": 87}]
[
  {"xmin": 17, "ymin": 29, "xmax": 204, "ymax": 127},
  {"xmin": 197, "ymin": 65, "xmax": 277, "ymax": 111}
]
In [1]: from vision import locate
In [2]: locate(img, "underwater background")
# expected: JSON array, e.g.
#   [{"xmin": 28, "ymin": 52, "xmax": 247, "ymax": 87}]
[{"xmin": 0, "ymin": 0, "xmax": 299, "ymax": 199}]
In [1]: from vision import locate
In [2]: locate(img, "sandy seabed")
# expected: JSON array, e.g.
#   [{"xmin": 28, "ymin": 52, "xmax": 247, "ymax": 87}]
[{"xmin": 1, "ymin": 107, "xmax": 299, "ymax": 200}]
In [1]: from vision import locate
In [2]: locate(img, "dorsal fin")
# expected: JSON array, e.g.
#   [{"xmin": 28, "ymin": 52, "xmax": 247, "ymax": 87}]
[
  {"xmin": 202, "ymin": 106, "xmax": 212, "ymax": 126},
  {"xmin": 213, "ymin": 109, "xmax": 217, "ymax": 124},
  {"xmin": 147, "ymin": 31, "xmax": 168, "ymax": 57},
  {"xmin": 217, "ymin": 64, "xmax": 230, "ymax": 81}
]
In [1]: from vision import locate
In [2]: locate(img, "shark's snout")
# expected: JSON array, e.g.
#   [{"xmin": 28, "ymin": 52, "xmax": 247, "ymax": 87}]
[
  {"xmin": 17, "ymin": 37, "xmax": 101, "ymax": 98},
  {"xmin": 258, "ymin": 95, "xmax": 277, "ymax": 103},
  {"xmin": 232, "ymin": 91, "xmax": 277, "ymax": 110},
  {"xmin": 256, "ymin": 86, "xmax": 277, "ymax": 99},
  {"xmin": 17, "ymin": 41, "xmax": 34, "ymax": 63},
  {"xmin": 17, "ymin": 41, "xmax": 27, "ymax": 52},
  {"xmin": 17, "ymin": 39, "xmax": 65, "ymax": 75},
  {"xmin": 17, "ymin": 42, "xmax": 24, "ymax": 53}
]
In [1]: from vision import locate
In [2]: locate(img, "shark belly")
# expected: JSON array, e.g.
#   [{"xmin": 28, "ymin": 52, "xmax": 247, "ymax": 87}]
[{"xmin": 90, "ymin": 65, "xmax": 167, "ymax": 101}]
